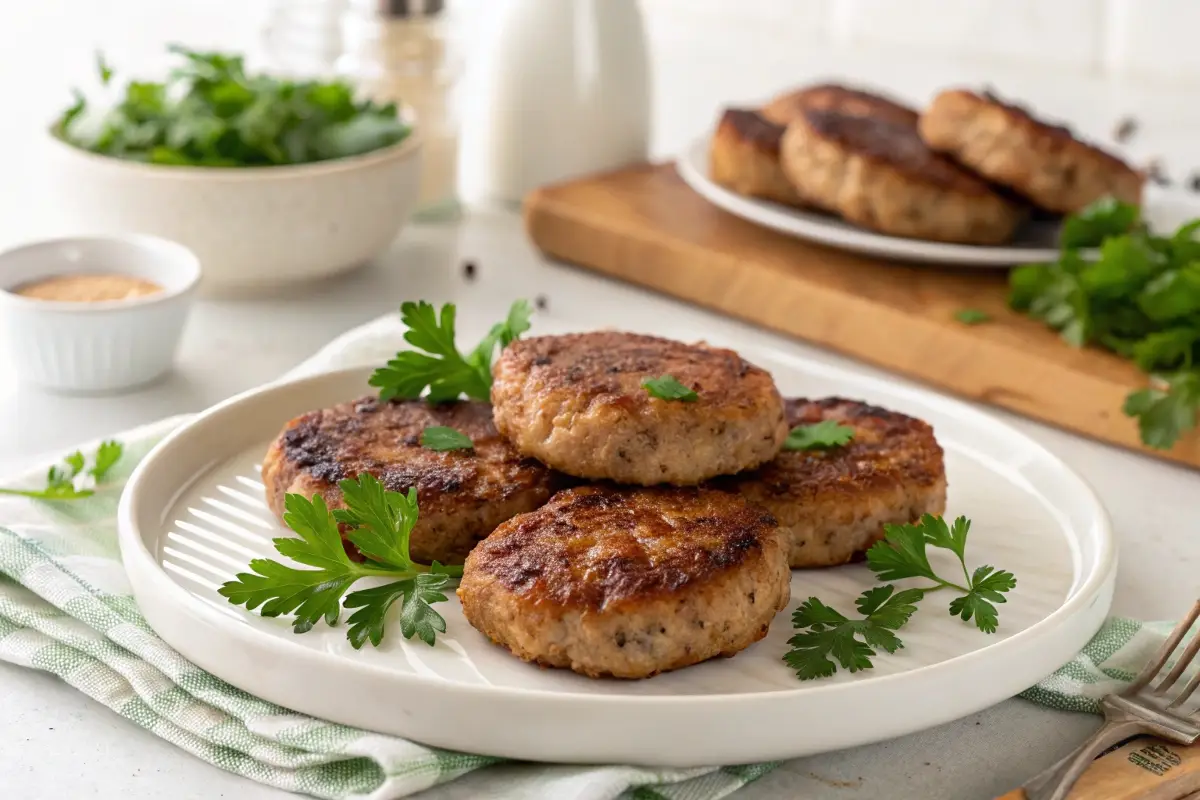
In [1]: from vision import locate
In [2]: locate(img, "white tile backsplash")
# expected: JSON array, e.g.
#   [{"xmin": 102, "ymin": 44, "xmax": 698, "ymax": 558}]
[
  {"xmin": 1105, "ymin": 0, "xmax": 1200, "ymax": 81},
  {"xmin": 829, "ymin": 0, "xmax": 1102, "ymax": 69}
]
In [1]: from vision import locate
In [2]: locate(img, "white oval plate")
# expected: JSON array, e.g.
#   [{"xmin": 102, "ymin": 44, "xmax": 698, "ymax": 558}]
[
  {"xmin": 118, "ymin": 345, "xmax": 1115, "ymax": 767},
  {"xmin": 677, "ymin": 135, "xmax": 1070, "ymax": 267}
]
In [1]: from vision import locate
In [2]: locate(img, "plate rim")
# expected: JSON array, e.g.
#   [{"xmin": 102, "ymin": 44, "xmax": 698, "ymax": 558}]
[
  {"xmin": 117, "ymin": 347, "xmax": 1117, "ymax": 763},
  {"xmin": 676, "ymin": 134, "xmax": 1064, "ymax": 267}
]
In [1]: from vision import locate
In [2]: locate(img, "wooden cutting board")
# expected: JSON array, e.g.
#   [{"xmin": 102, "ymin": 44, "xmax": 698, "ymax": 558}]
[{"xmin": 523, "ymin": 163, "xmax": 1199, "ymax": 471}]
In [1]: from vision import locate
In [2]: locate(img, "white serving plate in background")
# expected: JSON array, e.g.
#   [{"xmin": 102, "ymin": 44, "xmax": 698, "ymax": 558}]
[
  {"xmin": 117, "ymin": 343, "xmax": 1115, "ymax": 767},
  {"xmin": 677, "ymin": 134, "xmax": 1187, "ymax": 268}
]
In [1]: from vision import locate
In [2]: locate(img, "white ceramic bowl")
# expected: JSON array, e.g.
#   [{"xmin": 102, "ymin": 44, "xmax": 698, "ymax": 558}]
[
  {"xmin": 45, "ymin": 127, "xmax": 423, "ymax": 294},
  {"xmin": 0, "ymin": 235, "xmax": 200, "ymax": 393}
]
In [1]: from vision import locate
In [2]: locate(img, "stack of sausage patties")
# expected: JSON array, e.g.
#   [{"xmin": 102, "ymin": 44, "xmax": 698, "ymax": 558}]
[
  {"xmin": 710, "ymin": 83, "xmax": 1145, "ymax": 245},
  {"xmin": 263, "ymin": 332, "xmax": 948, "ymax": 679}
]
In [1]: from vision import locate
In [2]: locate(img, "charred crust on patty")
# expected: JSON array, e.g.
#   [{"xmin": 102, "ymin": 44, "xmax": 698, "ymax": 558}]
[
  {"xmin": 760, "ymin": 83, "xmax": 918, "ymax": 127},
  {"xmin": 716, "ymin": 397, "xmax": 947, "ymax": 568},
  {"xmin": 469, "ymin": 486, "xmax": 778, "ymax": 611},
  {"xmin": 709, "ymin": 109, "xmax": 803, "ymax": 206},
  {"xmin": 918, "ymin": 89, "xmax": 1145, "ymax": 214},
  {"xmin": 490, "ymin": 332, "xmax": 788, "ymax": 485},
  {"xmin": 458, "ymin": 485, "xmax": 791, "ymax": 678},
  {"xmin": 780, "ymin": 108, "xmax": 1023, "ymax": 244},
  {"xmin": 263, "ymin": 398, "xmax": 562, "ymax": 565}
]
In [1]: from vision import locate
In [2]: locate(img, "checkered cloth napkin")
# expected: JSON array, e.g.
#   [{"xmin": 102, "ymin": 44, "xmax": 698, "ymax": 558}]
[{"xmin": 0, "ymin": 316, "xmax": 1171, "ymax": 799}]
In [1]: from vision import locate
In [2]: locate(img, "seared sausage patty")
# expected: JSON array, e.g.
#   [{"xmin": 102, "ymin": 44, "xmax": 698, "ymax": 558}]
[
  {"xmin": 720, "ymin": 398, "xmax": 947, "ymax": 568},
  {"xmin": 780, "ymin": 108, "xmax": 1023, "ymax": 244},
  {"xmin": 261, "ymin": 397, "xmax": 560, "ymax": 565},
  {"xmin": 919, "ymin": 89, "xmax": 1144, "ymax": 215},
  {"xmin": 490, "ymin": 332, "xmax": 788, "ymax": 485},
  {"xmin": 760, "ymin": 83, "xmax": 918, "ymax": 127},
  {"xmin": 458, "ymin": 485, "xmax": 791, "ymax": 679}
]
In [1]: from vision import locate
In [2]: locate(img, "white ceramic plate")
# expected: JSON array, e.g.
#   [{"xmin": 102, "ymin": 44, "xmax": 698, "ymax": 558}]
[
  {"xmin": 118, "ymin": 345, "xmax": 1115, "ymax": 767},
  {"xmin": 677, "ymin": 135, "xmax": 1070, "ymax": 267}
]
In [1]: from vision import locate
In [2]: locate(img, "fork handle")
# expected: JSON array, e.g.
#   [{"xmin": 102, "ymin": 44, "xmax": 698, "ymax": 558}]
[{"xmin": 1021, "ymin": 719, "xmax": 1145, "ymax": 800}]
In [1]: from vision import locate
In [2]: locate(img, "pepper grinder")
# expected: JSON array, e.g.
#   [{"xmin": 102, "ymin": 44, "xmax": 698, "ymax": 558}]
[
  {"xmin": 457, "ymin": 0, "xmax": 651, "ymax": 207},
  {"xmin": 337, "ymin": 0, "xmax": 462, "ymax": 220}
]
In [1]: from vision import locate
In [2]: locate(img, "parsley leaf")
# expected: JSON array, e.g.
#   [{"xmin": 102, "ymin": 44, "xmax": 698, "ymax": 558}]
[
  {"xmin": 96, "ymin": 51, "xmax": 114, "ymax": 85},
  {"xmin": 0, "ymin": 440, "xmax": 124, "ymax": 501},
  {"xmin": 1123, "ymin": 372, "xmax": 1200, "ymax": 450},
  {"xmin": 55, "ymin": 46, "xmax": 410, "ymax": 167},
  {"xmin": 220, "ymin": 474, "xmax": 460, "ymax": 647},
  {"xmin": 1059, "ymin": 196, "xmax": 1140, "ymax": 249},
  {"xmin": 91, "ymin": 440, "xmax": 124, "ymax": 480},
  {"xmin": 420, "ymin": 426, "xmax": 474, "ymax": 451},
  {"xmin": 783, "ymin": 420, "xmax": 856, "ymax": 451},
  {"xmin": 641, "ymin": 375, "xmax": 698, "ymax": 402},
  {"xmin": 867, "ymin": 514, "xmax": 1017, "ymax": 635},
  {"xmin": 1010, "ymin": 198, "xmax": 1200, "ymax": 450},
  {"xmin": 784, "ymin": 586, "xmax": 922, "ymax": 680},
  {"xmin": 954, "ymin": 308, "xmax": 991, "ymax": 325},
  {"xmin": 369, "ymin": 300, "xmax": 532, "ymax": 403}
]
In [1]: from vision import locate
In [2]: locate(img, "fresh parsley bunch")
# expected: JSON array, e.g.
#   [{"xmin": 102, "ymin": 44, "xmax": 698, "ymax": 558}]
[
  {"xmin": 785, "ymin": 514, "xmax": 1016, "ymax": 680},
  {"xmin": 220, "ymin": 474, "xmax": 460, "ymax": 648},
  {"xmin": 1010, "ymin": 197, "xmax": 1200, "ymax": 449},
  {"xmin": 0, "ymin": 441, "xmax": 123, "ymax": 500},
  {"xmin": 55, "ymin": 46, "xmax": 410, "ymax": 167},
  {"xmin": 369, "ymin": 299, "xmax": 532, "ymax": 402}
]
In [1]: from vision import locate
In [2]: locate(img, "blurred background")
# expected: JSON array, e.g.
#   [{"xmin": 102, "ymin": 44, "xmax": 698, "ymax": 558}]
[{"xmin": 0, "ymin": 0, "xmax": 1197, "ymax": 250}]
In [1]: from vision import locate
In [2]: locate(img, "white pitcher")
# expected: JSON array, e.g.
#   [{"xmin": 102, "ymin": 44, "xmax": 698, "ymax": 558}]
[{"xmin": 457, "ymin": 0, "xmax": 651, "ymax": 206}]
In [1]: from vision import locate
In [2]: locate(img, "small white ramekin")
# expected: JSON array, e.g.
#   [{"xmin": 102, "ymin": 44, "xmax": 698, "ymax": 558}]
[{"xmin": 0, "ymin": 235, "xmax": 200, "ymax": 393}]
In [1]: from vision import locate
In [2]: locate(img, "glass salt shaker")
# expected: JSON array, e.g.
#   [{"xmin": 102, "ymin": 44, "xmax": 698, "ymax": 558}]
[{"xmin": 337, "ymin": 0, "xmax": 462, "ymax": 220}]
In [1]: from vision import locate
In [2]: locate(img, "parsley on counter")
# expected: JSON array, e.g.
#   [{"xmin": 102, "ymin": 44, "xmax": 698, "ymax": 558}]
[
  {"xmin": 0, "ymin": 440, "xmax": 124, "ymax": 501},
  {"xmin": 1010, "ymin": 197, "xmax": 1200, "ymax": 449}
]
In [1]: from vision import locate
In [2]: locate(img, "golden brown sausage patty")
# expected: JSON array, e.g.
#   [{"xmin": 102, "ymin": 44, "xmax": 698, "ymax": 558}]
[
  {"xmin": 780, "ymin": 108, "xmax": 1023, "ymax": 244},
  {"xmin": 919, "ymin": 89, "xmax": 1144, "ymax": 214},
  {"xmin": 458, "ymin": 485, "xmax": 791, "ymax": 679},
  {"xmin": 709, "ymin": 84, "xmax": 919, "ymax": 208},
  {"xmin": 720, "ymin": 397, "xmax": 947, "ymax": 568},
  {"xmin": 490, "ymin": 332, "xmax": 788, "ymax": 485},
  {"xmin": 261, "ymin": 397, "xmax": 560, "ymax": 565}
]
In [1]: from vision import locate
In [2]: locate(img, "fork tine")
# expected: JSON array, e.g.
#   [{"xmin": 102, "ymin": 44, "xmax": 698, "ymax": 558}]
[
  {"xmin": 1155, "ymin": 621, "xmax": 1200, "ymax": 695},
  {"xmin": 1165, "ymin": 666, "xmax": 1200, "ymax": 712},
  {"xmin": 1129, "ymin": 599, "xmax": 1200, "ymax": 693}
]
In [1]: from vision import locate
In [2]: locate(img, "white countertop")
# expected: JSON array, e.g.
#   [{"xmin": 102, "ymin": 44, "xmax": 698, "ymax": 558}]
[{"xmin": 1, "ymin": 208, "xmax": 1198, "ymax": 800}]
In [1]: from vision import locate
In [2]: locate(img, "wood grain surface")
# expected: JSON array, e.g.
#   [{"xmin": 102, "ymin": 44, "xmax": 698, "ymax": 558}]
[
  {"xmin": 994, "ymin": 737, "xmax": 1200, "ymax": 799},
  {"xmin": 523, "ymin": 163, "xmax": 1199, "ymax": 470}
]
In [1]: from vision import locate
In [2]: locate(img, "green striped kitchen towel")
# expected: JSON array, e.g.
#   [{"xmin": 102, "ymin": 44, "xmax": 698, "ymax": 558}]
[{"xmin": 0, "ymin": 418, "xmax": 1173, "ymax": 800}]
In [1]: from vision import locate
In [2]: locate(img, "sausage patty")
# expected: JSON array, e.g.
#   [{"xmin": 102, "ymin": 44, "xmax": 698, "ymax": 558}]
[
  {"xmin": 457, "ymin": 485, "xmax": 791, "ymax": 679},
  {"xmin": 720, "ymin": 397, "xmax": 947, "ymax": 568},
  {"xmin": 490, "ymin": 332, "xmax": 788, "ymax": 485},
  {"xmin": 261, "ymin": 397, "xmax": 560, "ymax": 565},
  {"xmin": 919, "ymin": 89, "xmax": 1144, "ymax": 214},
  {"xmin": 780, "ymin": 108, "xmax": 1023, "ymax": 244},
  {"xmin": 709, "ymin": 84, "xmax": 918, "ymax": 208}
]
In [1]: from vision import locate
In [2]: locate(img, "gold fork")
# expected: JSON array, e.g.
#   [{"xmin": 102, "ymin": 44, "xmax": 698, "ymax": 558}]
[{"xmin": 1023, "ymin": 600, "xmax": 1200, "ymax": 800}]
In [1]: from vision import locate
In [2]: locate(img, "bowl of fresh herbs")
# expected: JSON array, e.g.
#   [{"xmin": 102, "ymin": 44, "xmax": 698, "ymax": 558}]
[{"xmin": 47, "ymin": 46, "xmax": 422, "ymax": 293}]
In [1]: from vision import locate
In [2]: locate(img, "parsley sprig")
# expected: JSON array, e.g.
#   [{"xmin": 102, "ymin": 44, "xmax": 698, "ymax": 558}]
[
  {"xmin": 369, "ymin": 300, "xmax": 532, "ymax": 403},
  {"xmin": 783, "ymin": 420, "xmax": 855, "ymax": 451},
  {"xmin": 785, "ymin": 514, "xmax": 1016, "ymax": 680},
  {"xmin": 641, "ymin": 375, "xmax": 698, "ymax": 402},
  {"xmin": 1010, "ymin": 197, "xmax": 1200, "ymax": 449},
  {"xmin": 0, "ymin": 440, "xmax": 123, "ymax": 500},
  {"xmin": 219, "ymin": 473, "xmax": 460, "ymax": 648}
]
